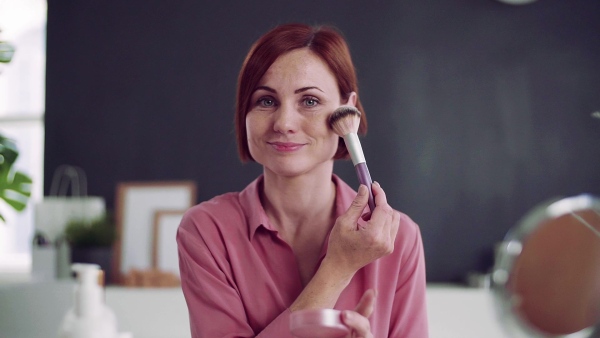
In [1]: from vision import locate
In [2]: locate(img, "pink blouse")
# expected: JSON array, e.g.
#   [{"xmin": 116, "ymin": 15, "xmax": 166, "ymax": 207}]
[{"xmin": 177, "ymin": 175, "xmax": 428, "ymax": 337}]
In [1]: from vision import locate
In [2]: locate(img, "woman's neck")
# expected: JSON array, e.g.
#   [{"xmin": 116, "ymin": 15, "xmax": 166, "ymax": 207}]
[{"xmin": 261, "ymin": 165, "xmax": 337, "ymax": 236}]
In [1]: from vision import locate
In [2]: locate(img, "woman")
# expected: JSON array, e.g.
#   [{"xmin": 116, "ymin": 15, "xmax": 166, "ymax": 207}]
[{"xmin": 177, "ymin": 23, "xmax": 428, "ymax": 337}]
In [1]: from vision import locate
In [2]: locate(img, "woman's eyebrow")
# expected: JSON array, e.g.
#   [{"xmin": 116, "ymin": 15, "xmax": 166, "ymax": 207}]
[
  {"xmin": 253, "ymin": 86, "xmax": 276, "ymax": 94},
  {"xmin": 253, "ymin": 86, "xmax": 324, "ymax": 94},
  {"xmin": 295, "ymin": 86, "xmax": 324, "ymax": 94}
]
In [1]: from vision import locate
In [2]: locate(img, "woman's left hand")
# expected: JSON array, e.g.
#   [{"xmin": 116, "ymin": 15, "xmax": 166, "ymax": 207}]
[{"xmin": 341, "ymin": 289, "xmax": 376, "ymax": 338}]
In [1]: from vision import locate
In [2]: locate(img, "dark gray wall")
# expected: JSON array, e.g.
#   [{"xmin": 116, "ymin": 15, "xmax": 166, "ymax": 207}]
[{"xmin": 45, "ymin": 0, "xmax": 600, "ymax": 282}]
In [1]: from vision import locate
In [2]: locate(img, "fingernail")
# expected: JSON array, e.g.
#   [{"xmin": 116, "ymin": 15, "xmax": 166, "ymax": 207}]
[
  {"xmin": 342, "ymin": 310, "xmax": 350, "ymax": 320},
  {"xmin": 373, "ymin": 181, "xmax": 380, "ymax": 187},
  {"xmin": 358, "ymin": 184, "xmax": 367, "ymax": 196}
]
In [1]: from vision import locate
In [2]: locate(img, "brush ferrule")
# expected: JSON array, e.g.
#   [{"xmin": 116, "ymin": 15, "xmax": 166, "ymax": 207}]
[{"xmin": 343, "ymin": 133, "xmax": 365, "ymax": 165}]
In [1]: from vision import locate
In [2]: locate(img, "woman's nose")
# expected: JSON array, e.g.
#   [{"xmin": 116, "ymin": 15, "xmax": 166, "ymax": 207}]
[{"xmin": 273, "ymin": 105, "xmax": 299, "ymax": 133}]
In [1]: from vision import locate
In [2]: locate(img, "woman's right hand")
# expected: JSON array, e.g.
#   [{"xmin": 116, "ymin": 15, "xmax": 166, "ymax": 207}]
[
  {"xmin": 290, "ymin": 182, "xmax": 400, "ymax": 312},
  {"xmin": 324, "ymin": 182, "xmax": 400, "ymax": 278}
]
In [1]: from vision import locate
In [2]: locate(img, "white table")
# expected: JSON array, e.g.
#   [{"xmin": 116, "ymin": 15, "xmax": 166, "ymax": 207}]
[{"xmin": 0, "ymin": 278, "xmax": 507, "ymax": 338}]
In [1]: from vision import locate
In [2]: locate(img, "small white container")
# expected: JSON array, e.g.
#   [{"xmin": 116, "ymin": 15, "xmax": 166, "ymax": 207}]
[{"xmin": 58, "ymin": 263, "xmax": 122, "ymax": 338}]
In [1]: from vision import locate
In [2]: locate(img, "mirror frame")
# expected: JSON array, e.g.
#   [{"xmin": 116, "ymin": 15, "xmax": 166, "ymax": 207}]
[{"xmin": 492, "ymin": 194, "xmax": 600, "ymax": 338}]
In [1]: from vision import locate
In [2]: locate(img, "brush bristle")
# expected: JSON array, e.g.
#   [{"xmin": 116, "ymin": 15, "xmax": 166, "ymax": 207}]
[{"xmin": 328, "ymin": 106, "xmax": 361, "ymax": 136}]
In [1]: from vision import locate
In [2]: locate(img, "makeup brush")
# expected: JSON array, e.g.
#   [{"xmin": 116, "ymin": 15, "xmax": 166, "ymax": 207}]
[{"xmin": 329, "ymin": 105, "xmax": 375, "ymax": 212}]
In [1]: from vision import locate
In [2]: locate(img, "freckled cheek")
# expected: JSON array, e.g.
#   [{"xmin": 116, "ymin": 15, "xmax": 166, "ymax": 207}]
[
  {"xmin": 313, "ymin": 129, "xmax": 340, "ymax": 153},
  {"xmin": 304, "ymin": 117, "xmax": 337, "ymax": 147},
  {"xmin": 305, "ymin": 114, "xmax": 331, "ymax": 133},
  {"xmin": 310, "ymin": 121, "xmax": 336, "ymax": 140},
  {"xmin": 245, "ymin": 116, "xmax": 252, "ymax": 141},
  {"xmin": 327, "ymin": 135, "xmax": 341, "ymax": 154},
  {"xmin": 245, "ymin": 115, "xmax": 265, "ymax": 153},
  {"xmin": 247, "ymin": 110, "xmax": 269, "ymax": 127},
  {"xmin": 246, "ymin": 133, "xmax": 264, "ymax": 163}
]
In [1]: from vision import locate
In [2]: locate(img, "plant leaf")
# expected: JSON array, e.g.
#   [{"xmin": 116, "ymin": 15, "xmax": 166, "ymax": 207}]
[
  {"xmin": 0, "ymin": 135, "xmax": 18, "ymax": 166},
  {"xmin": 0, "ymin": 171, "xmax": 32, "ymax": 211},
  {"xmin": 0, "ymin": 135, "xmax": 32, "ymax": 219}
]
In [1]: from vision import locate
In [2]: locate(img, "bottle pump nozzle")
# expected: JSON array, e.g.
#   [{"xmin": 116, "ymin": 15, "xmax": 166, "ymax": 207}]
[{"xmin": 71, "ymin": 263, "xmax": 103, "ymax": 318}]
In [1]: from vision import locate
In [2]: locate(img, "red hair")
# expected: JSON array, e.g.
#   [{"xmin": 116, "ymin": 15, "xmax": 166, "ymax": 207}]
[{"xmin": 235, "ymin": 23, "xmax": 368, "ymax": 162}]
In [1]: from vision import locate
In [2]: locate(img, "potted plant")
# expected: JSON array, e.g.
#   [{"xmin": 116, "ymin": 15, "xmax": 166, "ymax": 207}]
[
  {"xmin": 0, "ymin": 29, "xmax": 16, "ymax": 74},
  {"xmin": 0, "ymin": 29, "xmax": 29, "ymax": 219},
  {"xmin": 0, "ymin": 134, "xmax": 32, "ymax": 222},
  {"xmin": 0, "ymin": 40, "xmax": 15, "ymax": 63},
  {"xmin": 64, "ymin": 213, "xmax": 116, "ymax": 283}
]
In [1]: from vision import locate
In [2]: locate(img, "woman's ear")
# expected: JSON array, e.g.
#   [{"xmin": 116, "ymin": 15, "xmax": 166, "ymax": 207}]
[{"xmin": 344, "ymin": 91, "xmax": 357, "ymax": 107}]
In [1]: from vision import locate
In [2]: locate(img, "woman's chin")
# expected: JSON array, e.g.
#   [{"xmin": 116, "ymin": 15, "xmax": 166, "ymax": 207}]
[
  {"xmin": 266, "ymin": 166, "xmax": 310, "ymax": 178},
  {"xmin": 263, "ymin": 160, "xmax": 332, "ymax": 178}
]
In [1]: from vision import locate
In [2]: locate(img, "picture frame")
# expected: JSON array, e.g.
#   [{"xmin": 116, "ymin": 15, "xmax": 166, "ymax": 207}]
[
  {"xmin": 113, "ymin": 181, "xmax": 196, "ymax": 283},
  {"xmin": 152, "ymin": 209, "xmax": 186, "ymax": 277}
]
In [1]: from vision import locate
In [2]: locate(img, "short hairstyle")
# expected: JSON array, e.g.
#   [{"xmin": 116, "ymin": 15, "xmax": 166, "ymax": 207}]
[{"xmin": 235, "ymin": 23, "xmax": 368, "ymax": 162}]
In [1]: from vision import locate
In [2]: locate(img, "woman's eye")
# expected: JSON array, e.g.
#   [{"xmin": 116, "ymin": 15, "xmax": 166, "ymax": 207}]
[
  {"xmin": 257, "ymin": 97, "xmax": 275, "ymax": 107},
  {"xmin": 303, "ymin": 97, "xmax": 319, "ymax": 107}
]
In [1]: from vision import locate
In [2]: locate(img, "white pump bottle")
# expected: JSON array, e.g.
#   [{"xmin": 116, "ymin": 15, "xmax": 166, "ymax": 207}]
[{"xmin": 58, "ymin": 263, "xmax": 120, "ymax": 338}]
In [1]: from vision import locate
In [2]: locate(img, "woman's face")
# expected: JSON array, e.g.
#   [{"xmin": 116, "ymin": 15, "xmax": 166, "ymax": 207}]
[{"xmin": 246, "ymin": 48, "xmax": 354, "ymax": 178}]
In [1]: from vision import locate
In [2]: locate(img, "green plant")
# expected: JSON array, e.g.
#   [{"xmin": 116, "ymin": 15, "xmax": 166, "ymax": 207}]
[
  {"xmin": 0, "ymin": 134, "xmax": 32, "ymax": 222},
  {"xmin": 0, "ymin": 28, "xmax": 16, "ymax": 64},
  {"xmin": 0, "ymin": 41, "xmax": 15, "ymax": 64},
  {"xmin": 64, "ymin": 213, "xmax": 116, "ymax": 248}
]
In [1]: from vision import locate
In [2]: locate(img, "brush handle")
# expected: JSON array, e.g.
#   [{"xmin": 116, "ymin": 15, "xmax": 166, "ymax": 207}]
[
  {"xmin": 344, "ymin": 133, "xmax": 365, "ymax": 166},
  {"xmin": 355, "ymin": 162, "xmax": 375, "ymax": 212}
]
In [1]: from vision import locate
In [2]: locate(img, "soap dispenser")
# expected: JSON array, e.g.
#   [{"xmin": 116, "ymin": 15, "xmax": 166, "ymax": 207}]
[{"xmin": 58, "ymin": 263, "xmax": 120, "ymax": 338}]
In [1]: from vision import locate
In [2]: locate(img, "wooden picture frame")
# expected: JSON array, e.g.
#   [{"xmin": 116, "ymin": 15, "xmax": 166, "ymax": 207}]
[
  {"xmin": 152, "ymin": 209, "xmax": 186, "ymax": 277},
  {"xmin": 113, "ymin": 181, "xmax": 196, "ymax": 283}
]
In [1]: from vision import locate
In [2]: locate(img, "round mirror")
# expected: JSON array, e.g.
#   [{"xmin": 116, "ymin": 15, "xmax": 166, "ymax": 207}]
[{"xmin": 492, "ymin": 194, "xmax": 600, "ymax": 337}]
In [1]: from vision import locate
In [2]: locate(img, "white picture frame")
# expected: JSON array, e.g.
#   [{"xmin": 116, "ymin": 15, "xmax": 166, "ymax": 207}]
[
  {"xmin": 152, "ymin": 210, "xmax": 186, "ymax": 277},
  {"xmin": 113, "ymin": 181, "xmax": 196, "ymax": 283}
]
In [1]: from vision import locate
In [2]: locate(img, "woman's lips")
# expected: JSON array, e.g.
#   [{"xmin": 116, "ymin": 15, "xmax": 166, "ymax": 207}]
[{"xmin": 268, "ymin": 142, "xmax": 305, "ymax": 152}]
